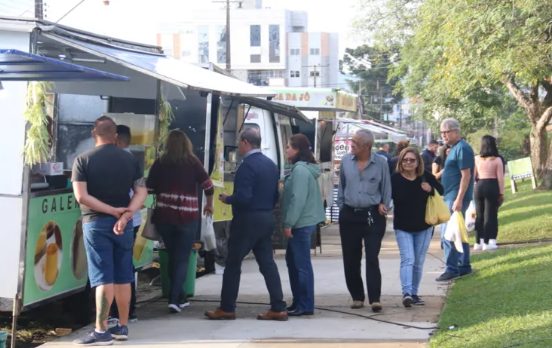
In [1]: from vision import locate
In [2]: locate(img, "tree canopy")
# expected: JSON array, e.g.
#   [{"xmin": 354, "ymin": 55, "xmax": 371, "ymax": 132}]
[{"xmin": 355, "ymin": 0, "xmax": 552, "ymax": 184}]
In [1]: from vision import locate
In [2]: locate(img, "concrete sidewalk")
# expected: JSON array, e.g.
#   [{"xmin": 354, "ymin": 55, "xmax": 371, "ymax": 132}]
[{"xmin": 40, "ymin": 222, "xmax": 449, "ymax": 347}]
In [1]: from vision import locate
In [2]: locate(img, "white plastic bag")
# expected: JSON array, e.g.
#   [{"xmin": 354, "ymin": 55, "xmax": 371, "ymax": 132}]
[
  {"xmin": 444, "ymin": 211, "xmax": 469, "ymax": 253},
  {"xmin": 201, "ymin": 215, "xmax": 216, "ymax": 251},
  {"xmin": 465, "ymin": 200, "xmax": 476, "ymax": 232}
]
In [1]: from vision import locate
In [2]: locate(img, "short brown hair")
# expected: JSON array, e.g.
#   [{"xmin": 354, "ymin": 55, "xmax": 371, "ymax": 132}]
[{"xmin": 396, "ymin": 147, "xmax": 424, "ymax": 177}]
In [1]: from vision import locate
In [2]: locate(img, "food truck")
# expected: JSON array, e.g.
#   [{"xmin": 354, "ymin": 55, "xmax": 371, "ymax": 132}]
[{"xmin": 0, "ymin": 16, "xmax": 307, "ymax": 329}]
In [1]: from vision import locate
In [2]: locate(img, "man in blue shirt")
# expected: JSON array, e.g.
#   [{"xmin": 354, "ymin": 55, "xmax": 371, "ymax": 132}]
[
  {"xmin": 337, "ymin": 130, "xmax": 392, "ymax": 312},
  {"xmin": 436, "ymin": 118, "xmax": 474, "ymax": 281},
  {"xmin": 205, "ymin": 128, "xmax": 288, "ymax": 321}
]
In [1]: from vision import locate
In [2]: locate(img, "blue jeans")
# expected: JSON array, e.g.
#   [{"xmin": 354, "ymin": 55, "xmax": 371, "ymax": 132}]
[
  {"xmin": 221, "ymin": 211, "xmax": 286, "ymax": 312},
  {"xmin": 157, "ymin": 221, "xmax": 197, "ymax": 305},
  {"xmin": 83, "ymin": 216, "xmax": 134, "ymax": 287},
  {"xmin": 440, "ymin": 200, "xmax": 472, "ymax": 275},
  {"xmin": 285, "ymin": 225, "xmax": 316, "ymax": 312},
  {"xmin": 395, "ymin": 228, "xmax": 433, "ymax": 296}
]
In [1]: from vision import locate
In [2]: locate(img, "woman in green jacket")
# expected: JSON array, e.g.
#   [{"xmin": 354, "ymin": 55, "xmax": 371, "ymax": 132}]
[{"xmin": 283, "ymin": 134, "xmax": 326, "ymax": 316}]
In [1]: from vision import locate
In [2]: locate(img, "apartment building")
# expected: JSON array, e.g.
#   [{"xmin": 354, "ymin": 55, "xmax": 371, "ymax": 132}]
[{"xmin": 156, "ymin": 0, "xmax": 338, "ymax": 88}]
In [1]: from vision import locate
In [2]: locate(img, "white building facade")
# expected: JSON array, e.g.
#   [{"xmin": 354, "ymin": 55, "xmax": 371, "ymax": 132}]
[{"xmin": 155, "ymin": 1, "xmax": 339, "ymax": 88}]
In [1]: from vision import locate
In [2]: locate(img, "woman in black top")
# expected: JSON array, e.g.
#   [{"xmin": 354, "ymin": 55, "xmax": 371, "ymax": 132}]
[{"xmin": 391, "ymin": 147, "xmax": 443, "ymax": 307}]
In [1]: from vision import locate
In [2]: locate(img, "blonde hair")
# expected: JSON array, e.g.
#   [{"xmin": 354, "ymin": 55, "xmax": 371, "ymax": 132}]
[{"xmin": 396, "ymin": 147, "xmax": 425, "ymax": 177}]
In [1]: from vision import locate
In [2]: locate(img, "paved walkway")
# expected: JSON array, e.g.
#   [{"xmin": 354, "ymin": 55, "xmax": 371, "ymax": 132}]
[{"xmin": 40, "ymin": 222, "xmax": 449, "ymax": 347}]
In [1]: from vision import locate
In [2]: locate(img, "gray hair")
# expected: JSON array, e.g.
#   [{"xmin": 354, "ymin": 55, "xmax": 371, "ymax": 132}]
[
  {"xmin": 440, "ymin": 118, "xmax": 461, "ymax": 132},
  {"xmin": 355, "ymin": 129, "xmax": 374, "ymax": 147},
  {"xmin": 240, "ymin": 127, "xmax": 261, "ymax": 148}
]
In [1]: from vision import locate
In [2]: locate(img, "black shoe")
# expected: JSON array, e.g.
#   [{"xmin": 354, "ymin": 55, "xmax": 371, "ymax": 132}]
[
  {"xmin": 286, "ymin": 305, "xmax": 297, "ymax": 312},
  {"xmin": 287, "ymin": 309, "xmax": 314, "ymax": 317},
  {"xmin": 459, "ymin": 269, "xmax": 473, "ymax": 277},
  {"xmin": 402, "ymin": 294, "xmax": 413, "ymax": 308},
  {"xmin": 435, "ymin": 272, "xmax": 459, "ymax": 281},
  {"xmin": 412, "ymin": 295, "xmax": 425, "ymax": 306}
]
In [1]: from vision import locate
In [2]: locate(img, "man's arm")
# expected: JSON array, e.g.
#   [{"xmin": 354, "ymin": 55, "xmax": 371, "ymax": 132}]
[
  {"xmin": 73, "ymin": 181, "xmax": 125, "ymax": 218},
  {"xmin": 452, "ymin": 168, "xmax": 471, "ymax": 212},
  {"xmin": 224, "ymin": 162, "xmax": 255, "ymax": 206},
  {"xmin": 379, "ymin": 159, "xmax": 392, "ymax": 215},
  {"xmin": 114, "ymin": 179, "xmax": 148, "ymax": 235},
  {"xmin": 336, "ymin": 162, "xmax": 346, "ymax": 208}
]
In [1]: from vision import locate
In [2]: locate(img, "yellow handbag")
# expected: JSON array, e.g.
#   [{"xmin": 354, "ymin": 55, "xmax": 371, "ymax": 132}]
[{"xmin": 425, "ymin": 191, "xmax": 451, "ymax": 225}]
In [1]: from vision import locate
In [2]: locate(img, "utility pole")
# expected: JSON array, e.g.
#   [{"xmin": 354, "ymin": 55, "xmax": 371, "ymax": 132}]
[
  {"xmin": 303, "ymin": 64, "xmax": 329, "ymax": 87},
  {"xmin": 214, "ymin": 0, "xmax": 243, "ymax": 72}
]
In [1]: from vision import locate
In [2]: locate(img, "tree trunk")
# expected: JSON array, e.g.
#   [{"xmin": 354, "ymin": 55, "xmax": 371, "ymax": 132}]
[{"xmin": 529, "ymin": 123, "xmax": 551, "ymax": 188}]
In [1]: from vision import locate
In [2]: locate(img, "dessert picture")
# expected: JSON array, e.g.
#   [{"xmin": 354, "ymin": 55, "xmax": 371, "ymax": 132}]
[
  {"xmin": 71, "ymin": 218, "xmax": 87, "ymax": 280},
  {"xmin": 34, "ymin": 221, "xmax": 63, "ymax": 291}
]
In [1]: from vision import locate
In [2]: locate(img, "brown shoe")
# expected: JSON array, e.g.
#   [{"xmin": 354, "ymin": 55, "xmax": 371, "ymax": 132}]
[
  {"xmin": 204, "ymin": 308, "xmax": 236, "ymax": 320},
  {"xmin": 350, "ymin": 300, "xmax": 364, "ymax": 309},
  {"xmin": 371, "ymin": 302, "xmax": 382, "ymax": 313},
  {"xmin": 256, "ymin": 310, "xmax": 288, "ymax": 321}
]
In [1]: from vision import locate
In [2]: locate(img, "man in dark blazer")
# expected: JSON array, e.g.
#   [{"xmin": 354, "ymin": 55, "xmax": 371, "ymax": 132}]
[{"xmin": 205, "ymin": 128, "xmax": 288, "ymax": 321}]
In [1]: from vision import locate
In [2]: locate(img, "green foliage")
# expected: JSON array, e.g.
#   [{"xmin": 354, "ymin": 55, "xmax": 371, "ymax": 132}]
[
  {"xmin": 157, "ymin": 96, "xmax": 174, "ymax": 154},
  {"xmin": 343, "ymin": 45, "xmax": 401, "ymax": 120},
  {"xmin": 24, "ymin": 82, "xmax": 53, "ymax": 165}
]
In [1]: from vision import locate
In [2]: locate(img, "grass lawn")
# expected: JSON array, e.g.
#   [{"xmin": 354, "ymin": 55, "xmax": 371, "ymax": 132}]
[
  {"xmin": 430, "ymin": 243, "xmax": 552, "ymax": 348},
  {"xmin": 469, "ymin": 180, "xmax": 552, "ymax": 244},
  {"xmin": 432, "ymin": 181, "xmax": 552, "ymax": 347}
]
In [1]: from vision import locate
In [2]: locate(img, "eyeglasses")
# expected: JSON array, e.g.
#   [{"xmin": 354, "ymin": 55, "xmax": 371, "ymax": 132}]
[
  {"xmin": 440, "ymin": 129, "xmax": 457, "ymax": 135},
  {"xmin": 402, "ymin": 158, "xmax": 417, "ymax": 164}
]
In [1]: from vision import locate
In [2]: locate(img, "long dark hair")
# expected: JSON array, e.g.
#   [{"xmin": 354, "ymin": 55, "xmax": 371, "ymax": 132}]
[
  {"xmin": 289, "ymin": 134, "xmax": 316, "ymax": 164},
  {"xmin": 480, "ymin": 135, "xmax": 499, "ymax": 157},
  {"xmin": 160, "ymin": 129, "xmax": 197, "ymax": 165}
]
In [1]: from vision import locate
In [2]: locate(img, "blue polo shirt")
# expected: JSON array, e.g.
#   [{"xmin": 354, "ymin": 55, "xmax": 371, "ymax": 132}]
[{"xmin": 441, "ymin": 139, "xmax": 475, "ymax": 202}]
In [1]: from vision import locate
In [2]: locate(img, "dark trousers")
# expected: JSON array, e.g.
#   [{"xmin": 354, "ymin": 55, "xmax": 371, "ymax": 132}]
[
  {"xmin": 474, "ymin": 179, "xmax": 500, "ymax": 243},
  {"xmin": 339, "ymin": 206, "xmax": 386, "ymax": 304},
  {"xmin": 220, "ymin": 211, "xmax": 286, "ymax": 312},
  {"xmin": 157, "ymin": 221, "xmax": 197, "ymax": 305}
]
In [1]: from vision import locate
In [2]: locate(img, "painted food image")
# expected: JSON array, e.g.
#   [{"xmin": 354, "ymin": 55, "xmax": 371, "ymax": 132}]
[
  {"xmin": 34, "ymin": 221, "xmax": 63, "ymax": 291},
  {"xmin": 71, "ymin": 219, "xmax": 87, "ymax": 280}
]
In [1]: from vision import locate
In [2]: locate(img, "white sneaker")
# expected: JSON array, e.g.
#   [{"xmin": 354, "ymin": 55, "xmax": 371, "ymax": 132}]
[
  {"xmin": 168, "ymin": 304, "xmax": 181, "ymax": 313},
  {"xmin": 215, "ymin": 264, "xmax": 225, "ymax": 275},
  {"xmin": 487, "ymin": 239, "xmax": 498, "ymax": 250},
  {"xmin": 482, "ymin": 243, "xmax": 488, "ymax": 251},
  {"xmin": 179, "ymin": 301, "xmax": 190, "ymax": 309},
  {"xmin": 473, "ymin": 243, "xmax": 482, "ymax": 251}
]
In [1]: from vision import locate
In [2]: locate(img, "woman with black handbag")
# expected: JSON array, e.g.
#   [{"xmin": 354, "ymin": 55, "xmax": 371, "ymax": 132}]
[{"xmin": 391, "ymin": 147, "xmax": 443, "ymax": 307}]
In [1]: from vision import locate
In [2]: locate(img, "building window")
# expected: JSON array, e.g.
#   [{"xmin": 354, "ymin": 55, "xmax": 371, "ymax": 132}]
[
  {"xmin": 198, "ymin": 26, "xmax": 209, "ymax": 64},
  {"xmin": 290, "ymin": 70, "xmax": 300, "ymax": 78},
  {"xmin": 269, "ymin": 25, "xmax": 280, "ymax": 63},
  {"xmin": 309, "ymin": 48, "xmax": 320, "ymax": 55},
  {"xmin": 250, "ymin": 54, "xmax": 261, "ymax": 63},
  {"xmin": 217, "ymin": 26, "xmax": 227, "ymax": 64},
  {"xmin": 248, "ymin": 70, "xmax": 284, "ymax": 86},
  {"xmin": 310, "ymin": 70, "xmax": 320, "ymax": 77},
  {"xmin": 250, "ymin": 25, "xmax": 261, "ymax": 47},
  {"xmin": 289, "ymin": 48, "xmax": 300, "ymax": 55}
]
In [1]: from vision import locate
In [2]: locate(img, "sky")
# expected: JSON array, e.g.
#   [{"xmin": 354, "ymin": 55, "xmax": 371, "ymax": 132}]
[{"xmin": 0, "ymin": 0, "xmax": 362, "ymax": 54}]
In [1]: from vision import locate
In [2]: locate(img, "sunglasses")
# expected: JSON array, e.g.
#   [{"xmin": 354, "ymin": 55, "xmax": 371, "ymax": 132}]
[{"xmin": 402, "ymin": 158, "xmax": 417, "ymax": 164}]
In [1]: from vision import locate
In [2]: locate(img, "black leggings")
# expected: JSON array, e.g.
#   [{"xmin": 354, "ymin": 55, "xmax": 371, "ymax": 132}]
[{"xmin": 474, "ymin": 179, "xmax": 500, "ymax": 243}]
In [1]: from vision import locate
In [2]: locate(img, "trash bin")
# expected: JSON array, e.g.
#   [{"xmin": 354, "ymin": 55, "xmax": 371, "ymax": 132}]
[
  {"xmin": 0, "ymin": 330, "xmax": 7, "ymax": 348},
  {"xmin": 159, "ymin": 249, "xmax": 197, "ymax": 298}
]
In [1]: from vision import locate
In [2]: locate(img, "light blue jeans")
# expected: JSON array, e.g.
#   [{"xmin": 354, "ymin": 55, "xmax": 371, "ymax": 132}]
[
  {"xmin": 395, "ymin": 227, "xmax": 433, "ymax": 296},
  {"xmin": 439, "ymin": 199, "xmax": 472, "ymax": 276}
]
